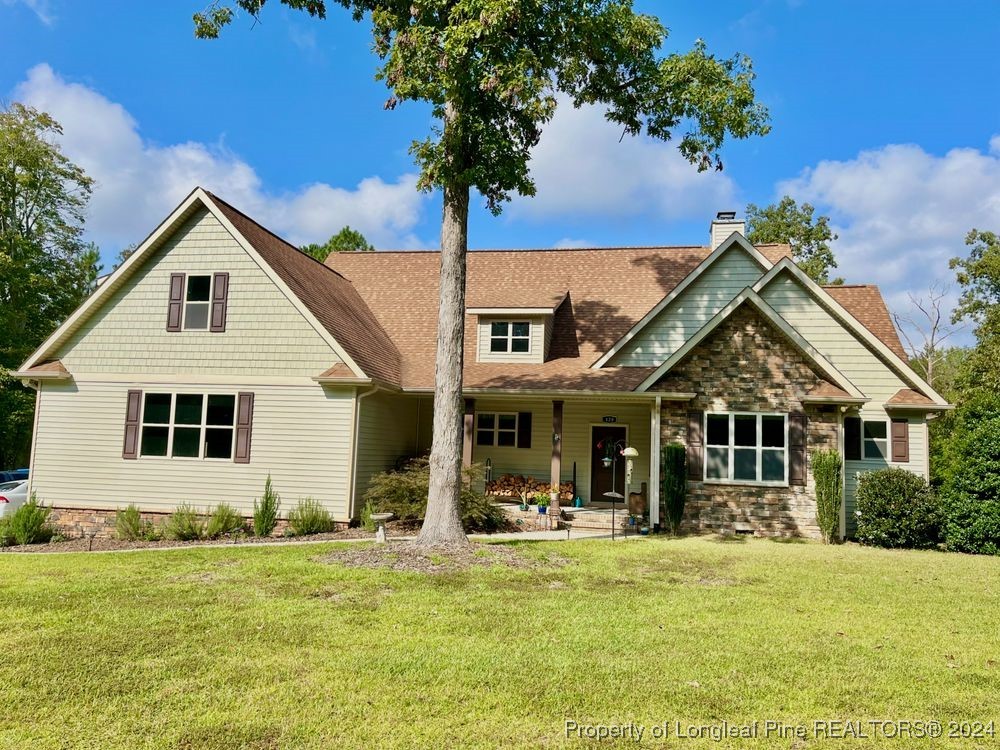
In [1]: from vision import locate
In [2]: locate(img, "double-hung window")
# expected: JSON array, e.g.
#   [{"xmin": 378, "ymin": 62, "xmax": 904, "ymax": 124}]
[
  {"xmin": 183, "ymin": 275, "xmax": 212, "ymax": 330},
  {"xmin": 705, "ymin": 412, "xmax": 787, "ymax": 484},
  {"xmin": 139, "ymin": 393, "xmax": 237, "ymax": 459},
  {"xmin": 489, "ymin": 321, "xmax": 531, "ymax": 354},
  {"xmin": 863, "ymin": 420, "xmax": 888, "ymax": 459},
  {"xmin": 476, "ymin": 412, "xmax": 518, "ymax": 447}
]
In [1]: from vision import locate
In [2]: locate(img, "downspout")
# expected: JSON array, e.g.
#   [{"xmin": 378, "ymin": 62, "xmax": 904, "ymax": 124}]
[
  {"xmin": 27, "ymin": 381, "xmax": 42, "ymax": 500},
  {"xmin": 838, "ymin": 406, "xmax": 847, "ymax": 541},
  {"xmin": 348, "ymin": 385, "xmax": 381, "ymax": 520}
]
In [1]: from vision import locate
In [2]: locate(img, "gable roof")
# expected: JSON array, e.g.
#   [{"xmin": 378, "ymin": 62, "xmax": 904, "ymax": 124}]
[
  {"xmin": 635, "ymin": 288, "xmax": 866, "ymax": 397},
  {"xmin": 20, "ymin": 188, "xmax": 401, "ymax": 386},
  {"xmin": 753, "ymin": 259, "xmax": 948, "ymax": 405},
  {"xmin": 203, "ymin": 192, "xmax": 401, "ymax": 385}
]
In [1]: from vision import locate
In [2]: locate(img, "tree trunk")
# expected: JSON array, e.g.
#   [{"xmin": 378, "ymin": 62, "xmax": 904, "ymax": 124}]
[{"xmin": 418, "ymin": 106, "xmax": 471, "ymax": 546}]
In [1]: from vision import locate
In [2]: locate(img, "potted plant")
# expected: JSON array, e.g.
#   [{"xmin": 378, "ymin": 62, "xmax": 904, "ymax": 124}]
[
  {"xmin": 534, "ymin": 491, "xmax": 549, "ymax": 515},
  {"xmin": 518, "ymin": 490, "xmax": 529, "ymax": 512}
]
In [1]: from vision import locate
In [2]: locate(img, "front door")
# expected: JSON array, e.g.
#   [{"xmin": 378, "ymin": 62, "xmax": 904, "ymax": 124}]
[{"xmin": 591, "ymin": 425, "xmax": 627, "ymax": 502}]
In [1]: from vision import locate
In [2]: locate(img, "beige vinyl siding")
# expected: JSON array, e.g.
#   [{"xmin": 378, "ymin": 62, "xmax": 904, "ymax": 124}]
[
  {"xmin": 613, "ymin": 247, "xmax": 765, "ymax": 366},
  {"xmin": 31, "ymin": 380, "xmax": 355, "ymax": 519},
  {"xmin": 58, "ymin": 208, "xmax": 339, "ymax": 377},
  {"xmin": 759, "ymin": 272, "xmax": 931, "ymax": 535},
  {"xmin": 354, "ymin": 391, "xmax": 421, "ymax": 513},
  {"xmin": 470, "ymin": 398, "xmax": 652, "ymax": 503},
  {"xmin": 476, "ymin": 317, "xmax": 547, "ymax": 364}
]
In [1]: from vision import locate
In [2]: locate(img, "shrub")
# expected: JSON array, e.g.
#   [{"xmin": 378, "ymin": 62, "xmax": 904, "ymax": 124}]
[
  {"xmin": 287, "ymin": 498, "xmax": 334, "ymax": 536},
  {"xmin": 362, "ymin": 459, "xmax": 507, "ymax": 533},
  {"xmin": 855, "ymin": 468, "xmax": 941, "ymax": 550},
  {"xmin": 253, "ymin": 475, "xmax": 281, "ymax": 537},
  {"xmin": 205, "ymin": 503, "xmax": 246, "ymax": 539},
  {"xmin": 8, "ymin": 495, "xmax": 54, "ymax": 546},
  {"xmin": 163, "ymin": 503, "xmax": 206, "ymax": 541},
  {"xmin": 115, "ymin": 504, "xmax": 160, "ymax": 541},
  {"xmin": 940, "ymin": 392, "xmax": 1000, "ymax": 555},
  {"xmin": 811, "ymin": 449, "xmax": 842, "ymax": 543},
  {"xmin": 660, "ymin": 443, "xmax": 686, "ymax": 534},
  {"xmin": 360, "ymin": 496, "xmax": 377, "ymax": 532},
  {"xmin": 0, "ymin": 518, "xmax": 12, "ymax": 547}
]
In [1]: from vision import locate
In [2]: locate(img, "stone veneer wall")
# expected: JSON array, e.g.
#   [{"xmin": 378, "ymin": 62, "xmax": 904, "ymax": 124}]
[
  {"xmin": 655, "ymin": 304, "xmax": 841, "ymax": 539},
  {"xmin": 46, "ymin": 506, "xmax": 348, "ymax": 540}
]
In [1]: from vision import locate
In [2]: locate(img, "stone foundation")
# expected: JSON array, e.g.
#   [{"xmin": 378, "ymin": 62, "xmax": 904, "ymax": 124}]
[{"xmin": 45, "ymin": 506, "xmax": 349, "ymax": 540}]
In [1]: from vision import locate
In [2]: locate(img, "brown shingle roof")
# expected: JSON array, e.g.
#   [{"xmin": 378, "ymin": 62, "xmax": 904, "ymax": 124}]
[
  {"xmin": 886, "ymin": 388, "xmax": 935, "ymax": 406},
  {"xmin": 803, "ymin": 382, "xmax": 858, "ymax": 401},
  {"xmin": 14, "ymin": 359, "xmax": 71, "ymax": 379},
  {"xmin": 205, "ymin": 192, "xmax": 402, "ymax": 385},
  {"xmin": 823, "ymin": 284, "xmax": 908, "ymax": 361}
]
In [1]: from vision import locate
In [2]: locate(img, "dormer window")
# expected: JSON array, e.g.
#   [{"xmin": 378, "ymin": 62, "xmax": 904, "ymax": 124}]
[{"xmin": 490, "ymin": 321, "xmax": 531, "ymax": 354}]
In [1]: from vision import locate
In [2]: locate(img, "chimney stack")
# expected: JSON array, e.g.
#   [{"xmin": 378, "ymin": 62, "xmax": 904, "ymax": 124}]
[{"xmin": 710, "ymin": 211, "xmax": 745, "ymax": 250}]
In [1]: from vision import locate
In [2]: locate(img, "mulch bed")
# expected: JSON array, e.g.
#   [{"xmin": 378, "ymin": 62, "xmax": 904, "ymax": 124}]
[
  {"xmin": 0, "ymin": 520, "xmax": 426, "ymax": 554},
  {"xmin": 319, "ymin": 540, "xmax": 570, "ymax": 574}
]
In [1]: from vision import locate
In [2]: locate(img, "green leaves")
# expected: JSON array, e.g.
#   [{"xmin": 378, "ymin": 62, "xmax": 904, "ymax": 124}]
[
  {"xmin": 951, "ymin": 228, "xmax": 1000, "ymax": 334},
  {"xmin": 194, "ymin": 1, "xmax": 770, "ymax": 213},
  {"xmin": 300, "ymin": 226, "xmax": 374, "ymax": 261},
  {"xmin": 746, "ymin": 196, "xmax": 841, "ymax": 285}
]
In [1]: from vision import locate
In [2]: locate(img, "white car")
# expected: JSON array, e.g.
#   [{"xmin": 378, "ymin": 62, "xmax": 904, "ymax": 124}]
[{"xmin": 0, "ymin": 480, "xmax": 28, "ymax": 518}]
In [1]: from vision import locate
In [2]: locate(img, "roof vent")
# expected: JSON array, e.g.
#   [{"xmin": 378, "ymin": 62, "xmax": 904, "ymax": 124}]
[{"xmin": 710, "ymin": 210, "xmax": 745, "ymax": 250}]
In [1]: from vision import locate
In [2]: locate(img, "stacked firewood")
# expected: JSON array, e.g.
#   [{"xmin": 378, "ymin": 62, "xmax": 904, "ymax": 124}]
[{"xmin": 486, "ymin": 474, "xmax": 575, "ymax": 502}]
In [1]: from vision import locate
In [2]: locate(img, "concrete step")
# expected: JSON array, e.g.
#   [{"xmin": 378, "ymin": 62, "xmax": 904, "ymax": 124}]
[{"xmin": 561, "ymin": 507, "xmax": 637, "ymax": 530}]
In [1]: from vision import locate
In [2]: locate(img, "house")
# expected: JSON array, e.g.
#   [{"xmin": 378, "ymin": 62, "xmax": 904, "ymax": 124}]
[{"xmin": 15, "ymin": 188, "xmax": 950, "ymax": 539}]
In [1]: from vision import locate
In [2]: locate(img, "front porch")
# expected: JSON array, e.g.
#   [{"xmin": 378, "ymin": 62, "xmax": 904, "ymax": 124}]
[{"xmin": 459, "ymin": 394, "xmax": 670, "ymax": 528}]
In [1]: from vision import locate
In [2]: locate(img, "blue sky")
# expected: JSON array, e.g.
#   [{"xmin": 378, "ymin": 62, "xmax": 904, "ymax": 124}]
[{"xmin": 2, "ymin": 0, "xmax": 999, "ymax": 341}]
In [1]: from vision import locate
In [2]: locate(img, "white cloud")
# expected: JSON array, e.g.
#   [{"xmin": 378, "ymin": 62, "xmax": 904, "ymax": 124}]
[
  {"xmin": 12, "ymin": 64, "xmax": 427, "ymax": 253},
  {"xmin": 510, "ymin": 98, "xmax": 737, "ymax": 222},
  {"xmin": 2, "ymin": 0, "xmax": 53, "ymax": 25},
  {"xmin": 779, "ymin": 139, "xmax": 1000, "ymax": 340},
  {"xmin": 553, "ymin": 238, "xmax": 593, "ymax": 249}
]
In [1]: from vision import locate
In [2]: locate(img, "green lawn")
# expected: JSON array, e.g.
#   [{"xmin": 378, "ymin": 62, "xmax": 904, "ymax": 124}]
[{"xmin": 2, "ymin": 537, "xmax": 999, "ymax": 749}]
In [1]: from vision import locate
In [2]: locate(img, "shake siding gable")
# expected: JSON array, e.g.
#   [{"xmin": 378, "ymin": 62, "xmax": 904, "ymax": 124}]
[
  {"xmin": 613, "ymin": 247, "xmax": 765, "ymax": 366},
  {"xmin": 56, "ymin": 209, "xmax": 341, "ymax": 378}
]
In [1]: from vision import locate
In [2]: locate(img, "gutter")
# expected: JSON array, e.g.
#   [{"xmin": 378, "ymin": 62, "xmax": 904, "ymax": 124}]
[{"xmin": 409, "ymin": 387, "xmax": 696, "ymax": 401}]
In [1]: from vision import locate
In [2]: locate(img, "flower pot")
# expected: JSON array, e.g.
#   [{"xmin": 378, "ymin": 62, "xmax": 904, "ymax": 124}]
[
  {"xmin": 574, "ymin": 497, "xmax": 584, "ymax": 508},
  {"xmin": 538, "ymin": 506, "xmax": 548, "ymax": 515},
  {"xmin": 640, "ymin": 526, "xmax": 650, "ymax": 536},
  {"xmin": 518, "ymin": 504, "xmax": 529, "ymax": 512}
]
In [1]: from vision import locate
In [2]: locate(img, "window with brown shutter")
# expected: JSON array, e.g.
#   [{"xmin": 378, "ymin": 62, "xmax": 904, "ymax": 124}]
[
  {"xmin": 166, "ymin": 274, "xmax": 185, "ymax": 331},
  {"xmin": 122, "ymin": 390, "xmax": 142, "ymax": 459},
  {"xmin": 891, "ymin": 419, "xmax": 910, "ymax": 462},
  {"xmin": 686, "ymin": 410, "xmax": 704, "ymax": 480},
  {"xmin": 210, "ymin": 272, "xmax": 229, "ymax": 332},
  {"xmin": 234, "ymin": 392, "xmax": 255, "ymax": 464},
  {"xmin": 788, "ymin": 412, "xmax": 807, "ymax": 486}
]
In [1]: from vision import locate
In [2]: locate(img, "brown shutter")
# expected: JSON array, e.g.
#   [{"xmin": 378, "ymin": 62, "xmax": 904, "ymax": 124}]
[
  {"xmin": 789, "ymin": 412, "xmax": 807, "ymax": 486},
  {"xmin": 122, "ymin": 390, "xmax": 142, "ymax": 459},
  {"xmin": 517, "ymin": 412, "xmax": 532, "ymax": 449},
  {"xmin": 686, "ymin": 410, "xmax": 704, "ymax": 480},
  {"xmin": 234, "ymin": 392, "xmax": 254, "ymax": 464},
  {"xmin": 844, "ymin": 417, "xmax": 862, "ymax": 461},
  {"xmin": 210, "ymin": 272, "xmax": 229, "ymax": 332},
  {"xmin": 167, "ymin": 273, "xmax": 185, "ymax": 331},
  {"xmin": 891, "ymin": 418, "xmax": 910, "ymax": 462}
]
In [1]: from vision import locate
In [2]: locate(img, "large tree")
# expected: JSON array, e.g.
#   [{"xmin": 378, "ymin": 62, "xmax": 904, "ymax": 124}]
[
  {"xmin": 301, "ymin": 225, "xmax": 374, "ymax": 262},
  {"xmin": 195, "ymin": 0, "xmax": 770, "ymax": 544},
  {"xmin": 950, "ymin": 228, "xmax": 1000, "ymax": 396},
  {"xmin": 0, "ymin": 103, "xmax": 100, "ymax": 468},
  {"xmin": 746, "ymin": 196, "xmax": 840, "ymax": 284}
]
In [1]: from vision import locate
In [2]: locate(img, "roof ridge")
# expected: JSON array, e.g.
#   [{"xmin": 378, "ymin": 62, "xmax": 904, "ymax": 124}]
[
  {"xmin": 335, "ymin": 245, "xmax": 710, "ymax": 255},
  {"xmin": 202, "ymin": 189, "xmax": 354, "ymax": 284}
]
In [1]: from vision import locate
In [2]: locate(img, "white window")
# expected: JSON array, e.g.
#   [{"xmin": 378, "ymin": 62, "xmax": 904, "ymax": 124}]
[
  {"xmin": 184, "ymin": 275, "xmax": 213, "ymax": 330},
  {"xmin": 489, "ymin": 321, "xmax": 531, "ymax": 354},
  {"xmin": 863, "ymin": 420, "xmax": 888, "ymax": 460},
  {"xmin": 476, "ymin": 412, "xmax": 518, "ymax": 447},
  {"xmin": 140, "ymin": 393, "xmax": 236, "ymax": 459},
  {"xmin": 705, "ymin": 412, "xmax": 788, "ymax": 485}
]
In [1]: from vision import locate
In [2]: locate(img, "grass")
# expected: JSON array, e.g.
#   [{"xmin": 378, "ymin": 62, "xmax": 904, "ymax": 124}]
[{"xmin": 1, "ymin": 537, "xmax": 999, "ymax": 748}]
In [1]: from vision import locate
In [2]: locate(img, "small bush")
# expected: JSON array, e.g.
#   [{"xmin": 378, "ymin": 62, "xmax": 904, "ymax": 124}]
[
  {"xmin": 855, "ymin": 468, "xmax": 941, "ymax": 550},
  {"xmin": 205, "ymin": 503, "xmax": 246, "ymax": 539},
  {"xmin": 163, "ymin": 503, "xmax": 206, "ymax": 541},
  {"xmin": 8, "ymin": 495, "xmax": 54, "ymax": 546},
  {"xmin": 287, "ymin": 498, "xmax": 333, "ymax": 536},
  {"xmin": 253, "ymin": 475, "xmax": 281, "ymax": 537},
  {"xmin": 660, "ymin": 443, "xmax": 686, "ymax": 534},
  {"xmin": 812, "ymin": 450, "xmax": 842, "ymax": 543},
  {"xmin": 362, "ymin": 459, "xmax": 507, "ymax": 533},
  {"xmin": 0, "ymin": 518, "xmax": 12, "ymax": 547},
  {"xmin": 115, "ymin": 504, "xmax": 159, "ymax": 541},
  {"xmin": 360, "ymin": 496, "xmax": 377, "ymax": 532}
]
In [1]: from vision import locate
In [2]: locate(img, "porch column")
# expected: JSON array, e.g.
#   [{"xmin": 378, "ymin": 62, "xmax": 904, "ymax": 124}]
[
  {"xmin": 550, "ymin": 400, "xmax": 564, "ymax": 511},
  {"xmin": 462, "ymin": 398, "xmax": 475, "ymax": 469},
  {"xmin": 649, "ymin": 396, "xmax": 661, "ymax": 528}
]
